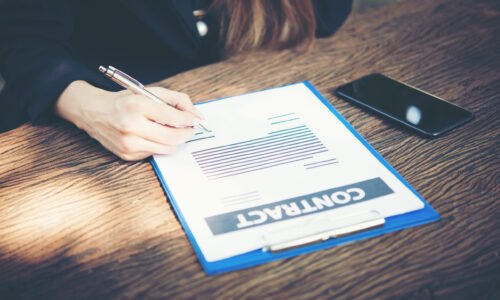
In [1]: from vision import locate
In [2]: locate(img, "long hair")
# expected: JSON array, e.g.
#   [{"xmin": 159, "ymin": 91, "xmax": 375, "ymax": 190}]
[{"xmin": 211, "ymin": 0, "xmax": 316, "ymax": 55}]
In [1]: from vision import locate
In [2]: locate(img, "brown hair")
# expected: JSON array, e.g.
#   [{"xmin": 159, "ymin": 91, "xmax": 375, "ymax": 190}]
[{"xmin": 211, "ymin": 0, "xmax": 316, "ymax": 55}]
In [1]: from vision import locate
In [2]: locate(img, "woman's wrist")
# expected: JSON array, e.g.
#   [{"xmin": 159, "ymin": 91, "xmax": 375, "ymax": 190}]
[{"xmin": 55, "ymin": 80, "xmax": 113, "ymax": 131}]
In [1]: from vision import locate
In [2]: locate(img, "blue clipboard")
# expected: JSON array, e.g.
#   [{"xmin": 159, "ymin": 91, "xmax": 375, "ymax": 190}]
[{"xmin": 151, "ymin": 81, "xmax": 440, "ymax": 275}]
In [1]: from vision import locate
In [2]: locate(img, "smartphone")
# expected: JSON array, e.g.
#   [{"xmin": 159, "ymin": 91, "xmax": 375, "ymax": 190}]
[{"xmin": 335, "ymin": 73, "xmax": 474, "ymax": 137}]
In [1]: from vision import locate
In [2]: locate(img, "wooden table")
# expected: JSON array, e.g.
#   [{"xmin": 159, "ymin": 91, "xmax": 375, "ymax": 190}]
[{"xmin": 1, "ymin": 0, "xmax": 499, "ymax": 298}]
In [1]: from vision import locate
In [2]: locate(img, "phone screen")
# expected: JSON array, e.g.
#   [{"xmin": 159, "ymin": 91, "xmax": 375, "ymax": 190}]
[{"xmin": 335, "ymin": 73, "xmax": 474, "ymax": 137}]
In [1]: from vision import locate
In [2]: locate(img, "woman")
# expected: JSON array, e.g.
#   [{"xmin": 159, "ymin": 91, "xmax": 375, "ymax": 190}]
[{"xmin": 0, "ymin": 0, "xmax": 352, "ymax": 160}]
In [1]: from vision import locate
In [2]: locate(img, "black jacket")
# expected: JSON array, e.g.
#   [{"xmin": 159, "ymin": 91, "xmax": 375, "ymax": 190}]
[{"xmin": 0, "ymin": 0, "xmax": 352, "ymax": 132}]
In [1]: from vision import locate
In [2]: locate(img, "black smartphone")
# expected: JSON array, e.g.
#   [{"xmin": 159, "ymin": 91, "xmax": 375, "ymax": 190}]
[{"xmin": 335, "ymin": 73, "xmax": 474, "ymax": 137}]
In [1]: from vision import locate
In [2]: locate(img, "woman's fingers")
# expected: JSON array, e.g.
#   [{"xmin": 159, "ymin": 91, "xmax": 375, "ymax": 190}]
[
  {"xmin": 59, "ymin": 83, "xmax": 201, "ymax": 161},
  {"xmin": 115, "ymin": 135, "xmax": 179, "ymax": 160},
  {"xmin": 116, "ymin": 95, "xmax": 198, "ymax": 128},
  {"xmin": 152, "ymin": 104, "xmax": 200, "ymax": 128},
  {"xmin": 128, "ymin": 115, "xmax": 195, "ymax": 146},
  {"xmin": 110, "ymin": 97, "xmax": 196, "ymax": 158},
  {"xmin": 89, "ymin": 125, "xmax": 175, "ymax": 161},
  {"xmin": 85, "ymin": 87, "xmax": 203, "ymax": 161},
  {"xmin": 145, "ymin": 87, "xmax": 204, "ymax": 119}
]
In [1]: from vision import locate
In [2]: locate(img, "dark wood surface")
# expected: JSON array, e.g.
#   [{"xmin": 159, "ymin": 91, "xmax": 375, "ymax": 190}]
[{"xmin": 1, "ymin": 0, "xmax": 499, "ymax": 299}]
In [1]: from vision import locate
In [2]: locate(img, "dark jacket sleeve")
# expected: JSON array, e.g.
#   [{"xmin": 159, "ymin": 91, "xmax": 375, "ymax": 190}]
[
  {"xmin": 0, "ymin": 0, "xmax": 109, "ymax": 132},
  {"xmin": 314, "ymin": 0, "xmax": 353, "ymax": 38}
]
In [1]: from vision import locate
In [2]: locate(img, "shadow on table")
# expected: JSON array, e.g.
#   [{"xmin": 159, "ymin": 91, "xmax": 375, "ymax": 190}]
[{"xmin": 0, "ymin": 251, "xmax": 122, "ymax": 300}]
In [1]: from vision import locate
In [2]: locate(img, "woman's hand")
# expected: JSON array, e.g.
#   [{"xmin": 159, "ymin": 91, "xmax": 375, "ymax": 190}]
[{"xmin": 55, "ymin": 80, "xmax": 202, "ymax": 161}]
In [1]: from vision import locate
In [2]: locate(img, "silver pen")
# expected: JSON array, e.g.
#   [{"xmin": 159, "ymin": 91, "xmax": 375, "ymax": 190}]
[{"xmin": 98, "ymin": 65, "xmax": 210, "ymax": 132}]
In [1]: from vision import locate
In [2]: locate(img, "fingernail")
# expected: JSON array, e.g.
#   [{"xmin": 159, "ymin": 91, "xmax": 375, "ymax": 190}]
[{"xmin": 194, "ymin": 108, "xmax": 205, "ymax": 120}]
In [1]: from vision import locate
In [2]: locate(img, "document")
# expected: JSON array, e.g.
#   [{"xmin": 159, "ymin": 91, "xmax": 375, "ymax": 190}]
[{"xmin": 153, "ymin": 83, "xmax": 424, "ymax": 262}]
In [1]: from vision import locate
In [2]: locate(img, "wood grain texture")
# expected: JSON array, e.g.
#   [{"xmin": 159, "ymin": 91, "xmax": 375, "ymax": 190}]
[{"xmin": 1, "ymin": 0, "xmax": 499, "ymax": 299}]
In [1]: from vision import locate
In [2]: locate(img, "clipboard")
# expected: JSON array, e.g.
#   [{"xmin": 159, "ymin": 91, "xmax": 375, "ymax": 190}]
[{"xmin": 151, "ymin": 81, "xmax": 440, "ymax": 275}]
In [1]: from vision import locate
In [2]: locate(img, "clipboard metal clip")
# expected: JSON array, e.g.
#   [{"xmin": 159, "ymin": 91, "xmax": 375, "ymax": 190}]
[{"xmin": 262, "ymin": 210, "xmax": 385, "ymax": 252}]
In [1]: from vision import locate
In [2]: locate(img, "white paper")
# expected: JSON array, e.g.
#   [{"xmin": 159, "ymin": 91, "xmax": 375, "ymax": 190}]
[{"xmin": 153, "ymin": 83, "xmax": 424, "ymax": 262}]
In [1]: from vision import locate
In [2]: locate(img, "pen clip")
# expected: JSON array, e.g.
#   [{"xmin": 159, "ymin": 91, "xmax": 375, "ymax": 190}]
[{"xmin": 108, "ymin": 66, "xmax": 144, "ymax": 88}]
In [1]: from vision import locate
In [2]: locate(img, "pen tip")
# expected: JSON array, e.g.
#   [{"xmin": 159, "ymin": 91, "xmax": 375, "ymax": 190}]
[{"xmin": 98, "ymin": 66, "xmax": 107, "ymax": 73}]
